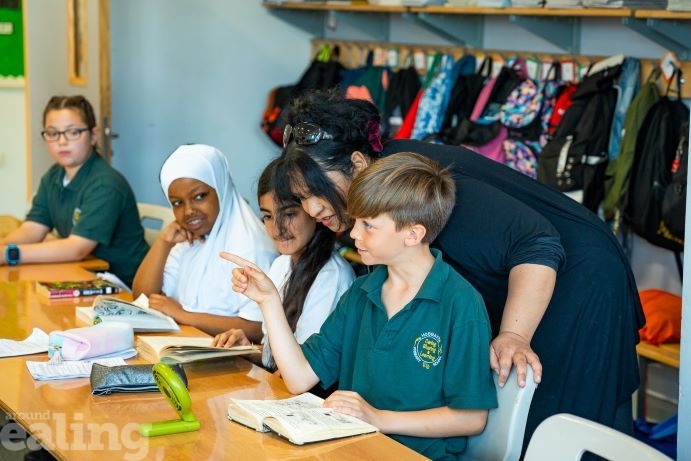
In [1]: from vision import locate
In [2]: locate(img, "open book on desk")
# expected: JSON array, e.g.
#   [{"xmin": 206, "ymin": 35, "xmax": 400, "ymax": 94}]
[
  {"xmin": 136, "ymin": 335, "xmax": 260, "ymax": 364},
  {"xmin": 76, "ymin": 294, "xmax": 180, "ymax": 332},
  {"xmin": 227, "ymin": 393, "xmax": 378, "ymax": 445}
]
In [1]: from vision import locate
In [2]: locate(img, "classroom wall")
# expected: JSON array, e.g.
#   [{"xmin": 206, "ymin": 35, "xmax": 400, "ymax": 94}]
[
  {"xmin": 109, "ymin": 0, "xmax": 309, "ymax": 207},
  {"xmin": 22, "ymin": 0, "xmax": 101, "ymax": 207},
  {"xmin": 0, "ymin": 5, "xmax": 26, "ymax": 218},
  {"xmin": 0, "ymin": 81, "xmax": 27, "ymax": 218}
]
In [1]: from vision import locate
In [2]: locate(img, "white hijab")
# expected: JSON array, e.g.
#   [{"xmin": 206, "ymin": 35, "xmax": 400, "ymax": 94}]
[{"xmin": 159, "ymin": 144, "xmax": 277, "ymax": 316}]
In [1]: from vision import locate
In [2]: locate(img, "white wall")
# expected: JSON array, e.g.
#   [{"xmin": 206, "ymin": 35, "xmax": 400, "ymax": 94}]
[
  {"xmin": 0, "ymin": 80, "xmax": 27, "ymax": 218},
  {"xmin": 21, "ymin": 0, "xmax": 101, "ymax": 209},
  {"xmin": 109, "ymin": 0, "xmax": 311, "ymax": 207}
]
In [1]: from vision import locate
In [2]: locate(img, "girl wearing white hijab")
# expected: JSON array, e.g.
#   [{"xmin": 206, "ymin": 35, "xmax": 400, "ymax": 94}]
[{"xmin": 132, "ymin": 144, "xmax": 277, "ymax": 339}]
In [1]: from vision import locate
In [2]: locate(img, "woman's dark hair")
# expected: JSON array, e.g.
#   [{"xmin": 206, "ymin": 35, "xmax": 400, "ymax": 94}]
[
  {"xmin": 278, "ymin": 89, "xmax": 382, "ymax": 227},
  {"xmin": 258, "ymin": 157, "xmax": 337, "ymax": 332}
]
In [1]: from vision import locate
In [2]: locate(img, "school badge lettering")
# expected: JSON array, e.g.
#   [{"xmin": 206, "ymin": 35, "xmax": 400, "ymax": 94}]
[
  {"xmin": 413, "ymin": 332, "xmax": 442, "ymax": 369},
  {"xmin": 73, "ymin": 208, "xmax": 81, "ymax": 226}
]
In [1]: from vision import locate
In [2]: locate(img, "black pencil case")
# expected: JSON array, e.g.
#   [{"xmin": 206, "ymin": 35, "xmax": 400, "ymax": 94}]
[{"xmin": 90, "ymin": 363, "xmax": 188, "ymax": 396}]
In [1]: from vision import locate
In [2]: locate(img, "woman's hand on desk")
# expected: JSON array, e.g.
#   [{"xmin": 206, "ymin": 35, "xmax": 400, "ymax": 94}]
[
  {"xmin": 148, "ymin": 294, "xmax": 185, "ymax": 320},
  {"xmin": 212, "ymin": 328, "xmax": 251, "ymax": 347}
]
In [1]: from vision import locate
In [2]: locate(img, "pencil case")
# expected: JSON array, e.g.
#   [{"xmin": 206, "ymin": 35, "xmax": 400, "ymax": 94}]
[
  {"xmin": 48, "ymin": 322, "xmax": 134, "ymax": 361},
  {"xmin": 90, "ymin": 363, "xmax": 188, "ymax": 396}
]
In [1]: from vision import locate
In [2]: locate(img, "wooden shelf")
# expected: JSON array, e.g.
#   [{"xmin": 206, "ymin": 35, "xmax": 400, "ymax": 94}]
[
  {"xmin": 415, "ymin": 5, "xmax": 633, "ymax": 17},
  {"xmin": 263, "ymin": 2, "xmax": 691, "ymax": 56},
  {"xmin": 635, "ymin": 8, "xmax": 691, "ymax": 19},
  {"xmin": 637, "ymin": 341, "xmax": 681, "ymax": 369},
  {"xmin": 266, "ymin": 2, "xmax": 640, "ymax": 17},
  {"xmin": 263, "ymin": 2, "xmax": 408, "ymax": 13}
]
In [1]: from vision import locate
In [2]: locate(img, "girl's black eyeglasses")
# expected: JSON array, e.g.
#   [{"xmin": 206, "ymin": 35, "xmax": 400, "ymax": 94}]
[{"xmin": 41, "ymin": 128, "xmax": 91, "ymax": 142}]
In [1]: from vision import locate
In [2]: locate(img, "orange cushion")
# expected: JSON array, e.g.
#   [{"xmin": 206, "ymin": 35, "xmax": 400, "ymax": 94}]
[{"xmin": 638, "ymin": 289, "xmax": 682, "ymax": 346}]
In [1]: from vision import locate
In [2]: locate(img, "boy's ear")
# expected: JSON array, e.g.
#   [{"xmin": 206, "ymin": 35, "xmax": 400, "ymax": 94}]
[
  {"xmin": 404, "ymin": 223, "xmax": 427, "ymax": 246},
  {"xmin": 351, "ymin": 151, "xmax": 369, "ymax": 177}
]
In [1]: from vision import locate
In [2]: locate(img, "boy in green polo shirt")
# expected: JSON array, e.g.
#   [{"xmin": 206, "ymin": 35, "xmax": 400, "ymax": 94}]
[{"xmin": 221, "ymin": 152, "xmax": 497, "ymax": 460}]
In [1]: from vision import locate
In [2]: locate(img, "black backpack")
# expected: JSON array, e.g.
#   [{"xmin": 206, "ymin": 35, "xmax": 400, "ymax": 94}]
[
  {"xmin": 260, "ymin": 46, "xmax": 343, "ymax": 147},
  {"xmin": 537, "ymin": 64, "xmax": 622, "ymax": 212},
  {"xmin": 439, "ymin": 56, "xmax": 490, "ymax": 145},
  {"xmin": 625, "ymin": 71, "xmax": 689, "ymax": 253},
  {"xmin": 383, "ymin": 64, "xmax": 421, "ymax": 139},
  {"xmin": 661, "ymin": 120, "xmax": 688, "ymax": 243}
]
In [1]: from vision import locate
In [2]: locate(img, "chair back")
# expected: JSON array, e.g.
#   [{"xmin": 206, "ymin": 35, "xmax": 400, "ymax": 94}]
[
  {"xmin": 524, "ymin": 413, "xmax": 673, "ymax": 461},
  {"xmin": 464, "ymin": 365, "xmax": 537, "ymax": 461},
  {"xmin": 137, "ymin": 203, "xmax": 175, "ymax": 245}
]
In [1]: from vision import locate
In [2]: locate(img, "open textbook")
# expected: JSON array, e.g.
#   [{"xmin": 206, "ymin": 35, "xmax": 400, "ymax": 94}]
[
  {"xmin": 137, "ymin": 335, "xmax": 260, "ymax": 364},
  {"xmin": 227, "ymin": 393, "xmax": 378, "ymax": 445},
  {"xmin": 76, "ymin": 294, "xmax": 180, "ymax": 332}
]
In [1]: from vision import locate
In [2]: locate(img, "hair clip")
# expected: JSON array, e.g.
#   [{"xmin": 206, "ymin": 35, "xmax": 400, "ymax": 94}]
[{"xmin": 367, "ymin": 120, "xmax": 383, "ymax": 153}]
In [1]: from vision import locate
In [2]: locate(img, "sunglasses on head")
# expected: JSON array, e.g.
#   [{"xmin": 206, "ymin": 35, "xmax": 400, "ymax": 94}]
[{"xmin": 283, "ymin": 123, "xmax": 334, "ymax": 148}]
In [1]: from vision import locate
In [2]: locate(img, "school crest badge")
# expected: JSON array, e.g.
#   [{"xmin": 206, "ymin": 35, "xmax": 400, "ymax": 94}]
[{"xmin": 413, "ymin": 332, "xmax": 443, "ymax": 369}]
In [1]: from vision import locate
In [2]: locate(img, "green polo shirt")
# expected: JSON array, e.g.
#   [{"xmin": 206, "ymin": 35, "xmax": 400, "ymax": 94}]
[
  {"xmin": 25, "ymin": 152, "xmax": 149, "ymax": 286},
  {"xmin": 301, "ymin": 249, "xmax": 497, "ymax": 460}
]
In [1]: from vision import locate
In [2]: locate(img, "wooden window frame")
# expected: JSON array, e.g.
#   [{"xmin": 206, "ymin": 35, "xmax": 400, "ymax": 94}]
[{"xmin": 67, "ymin": 0, "xmax": 87, "ymax": 86}]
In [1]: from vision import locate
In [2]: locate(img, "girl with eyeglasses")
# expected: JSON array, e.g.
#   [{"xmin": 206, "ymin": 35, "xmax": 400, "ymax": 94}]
[
  {"xmin": 212, "ymin": 157, "xmax": 355, "ymax": 372},
  {"xmin": 0, "ymin": 95, "xmax": 149, "ymax": 287},
  {"xmin": 274, "ymin": 89, "xmax": 644, "ymax": 455},
  {"xmin": 132, "ymin": 144, "xmax": 277, "ymax": 339}
]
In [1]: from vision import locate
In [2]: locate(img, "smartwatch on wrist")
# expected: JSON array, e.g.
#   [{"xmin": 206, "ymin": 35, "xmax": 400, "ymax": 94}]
[{"xmin": 5, "ymin": 244, "xmax": 20, "ymax": 266}]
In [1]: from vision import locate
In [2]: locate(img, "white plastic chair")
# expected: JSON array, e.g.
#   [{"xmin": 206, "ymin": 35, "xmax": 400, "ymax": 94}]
[
  {"xmin": 464, "ymin": 364, "xmax": 538, "ymax": 461},
  {"xmin": 137, "ymin": 202, "xmax": 175, "ymax": 245},
  {"xmin": 524, "ymin": 413, "xmax": 673, "ymax": 461}
]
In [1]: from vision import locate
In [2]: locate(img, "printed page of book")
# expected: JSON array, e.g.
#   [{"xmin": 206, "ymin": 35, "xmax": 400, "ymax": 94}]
[
  {"xmin": 26, "ymin": 357, "xmax": 127, "ymax": 380},
  {"xmin": 86, "ymin": 294, "xmax": 180, "ymax": 332},
  {"xmin": 77, "ymin": 306, "xmax": 180, "ymax": 332},
  {"xmin": 227, "ymin": 393, "xmax": 325, "ymax": 432},
  {"xmin": 137, "ymin": 335, "xmax": 259, "ymax": 363},
  {"xmin": 264, "ymin": 407, "xmax": 378, "ymax": 444}
]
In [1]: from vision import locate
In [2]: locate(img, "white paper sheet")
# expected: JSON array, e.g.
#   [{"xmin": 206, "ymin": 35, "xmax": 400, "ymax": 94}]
[
  {"xmin": 25, "ymin": 357, "xmax": 129, "ymax": 381},
  {"xmin": 0, "ymin": 328, "xmax": 49, "ymax": 358}
]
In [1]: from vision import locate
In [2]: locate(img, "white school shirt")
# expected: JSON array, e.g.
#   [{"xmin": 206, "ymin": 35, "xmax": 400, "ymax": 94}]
[
  {"xmin": 162, "ymin": 241, "xmax": 274, "ymax": 321},
  {"xmin": 262, "ymin": 251, "xmax": 356, "ymax": 369}
]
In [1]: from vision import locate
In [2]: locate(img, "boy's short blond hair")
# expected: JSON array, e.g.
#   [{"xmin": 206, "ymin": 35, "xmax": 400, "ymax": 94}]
[{"xmin": 347, "ymin": 152, "xmax": 456, "ymax": 243}]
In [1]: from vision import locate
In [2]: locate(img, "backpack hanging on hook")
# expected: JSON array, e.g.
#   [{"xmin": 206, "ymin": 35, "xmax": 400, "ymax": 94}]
[
  {"xmin": 260, "ymin": 43, "xmax": 343, "ymax": 147},
  {"xmin": 537, "ymin": 60, "xmax": 622, "ymax": 211},
  {"xmin": 625, "ymin": 67, "xmax": 689, "ymax": 253}
]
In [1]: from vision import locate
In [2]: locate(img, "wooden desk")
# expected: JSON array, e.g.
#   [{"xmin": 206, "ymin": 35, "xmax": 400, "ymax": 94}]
[
  {"xmin": 0, "ymin": 263, "xmax": 106, "ymax": 339},
  {"xmin": 636, "ymin": 341, "xmax": 681, "ymax": 420},
  {"xmin": 0, "ymin": 265, "xmax": 427, "ymax": 461},
  {"xmin": 77, "ymin": 256, "xmax": 110, "ymax": 272}
]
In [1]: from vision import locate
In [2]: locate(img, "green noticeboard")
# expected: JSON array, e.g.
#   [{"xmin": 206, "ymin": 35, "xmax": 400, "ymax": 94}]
[{"xmin": 0, "ymin": 5, "xmax": 24, "ymax": 78}]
